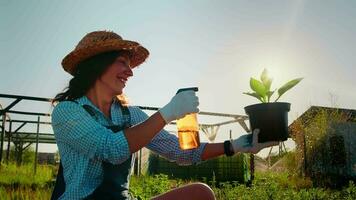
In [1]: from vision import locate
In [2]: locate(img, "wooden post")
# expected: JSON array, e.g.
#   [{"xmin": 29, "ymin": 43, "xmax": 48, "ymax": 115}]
[
  {"xmin": 34, "ymin": 116, "xmax": 40, "ymax": 174},
  {"xmin": 303, "ymin": 130, "xmax": 307, "ymax": 176},
  {"xmin": 6, "ymin": 121, "xmax": 12, "ymax": 163},
  {"xmin": 250, "ymin": 154, "xmax": 254, "ymax": 182},
  {"xmin": 134, "ymin": 152, "xmax": 138, "ymax": 175},
  {"xmin": 138, "ymin": 149, "xmax": 142, "ymax": 176},
  {"xmin": 17, "ymin": 142, "xmax": 23, "ymax": 166},
  {"xmin": 0, "ymin": 114, "xmax": 6, "ymax": 164},
  {"xmin": 249, "ymin": 130, "xmax": 255, "ymax": 183}
]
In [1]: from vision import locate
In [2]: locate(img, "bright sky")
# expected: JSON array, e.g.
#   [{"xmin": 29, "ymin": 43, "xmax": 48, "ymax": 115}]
[{"xmin": 1, "ymin": 0, "xmax": 356, "ymax": 157}]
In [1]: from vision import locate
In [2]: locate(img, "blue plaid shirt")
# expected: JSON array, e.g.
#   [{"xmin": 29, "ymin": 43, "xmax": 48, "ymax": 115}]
[{"xmin": 51, "ymin": 96, "xmax": 206, "ymax": 200}]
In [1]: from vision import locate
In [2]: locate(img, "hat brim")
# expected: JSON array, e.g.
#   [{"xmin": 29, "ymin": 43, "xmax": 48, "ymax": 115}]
[{"xmin": 62, "ymin": 39, "xmax": 149, "ymax": 75}]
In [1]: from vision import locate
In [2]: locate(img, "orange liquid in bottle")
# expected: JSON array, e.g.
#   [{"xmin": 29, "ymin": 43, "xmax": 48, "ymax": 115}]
[
  {"xmin": 177, "ymin": 113, "xmax": 200, "ymax": 150},
  {"xmin": 178, "ymin": 130, "xmax": 200, "ymax": 150}
]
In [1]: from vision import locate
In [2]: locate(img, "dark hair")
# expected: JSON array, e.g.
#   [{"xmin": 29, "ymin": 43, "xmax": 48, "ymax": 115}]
[{"xmin": 52, "ymin": 51, "xmax": 123, "ymax": 104}]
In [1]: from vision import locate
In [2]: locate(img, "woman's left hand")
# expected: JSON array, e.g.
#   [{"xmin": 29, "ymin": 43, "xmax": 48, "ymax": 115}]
[{"xmin": 230, "ymin": 129, "xmax": 279, "ymax": 154}]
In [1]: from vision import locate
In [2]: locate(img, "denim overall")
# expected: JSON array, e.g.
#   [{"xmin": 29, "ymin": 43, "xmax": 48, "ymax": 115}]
[{"xmin": 51, "ymin": 101, "xmax": 135, "ymax": 200}]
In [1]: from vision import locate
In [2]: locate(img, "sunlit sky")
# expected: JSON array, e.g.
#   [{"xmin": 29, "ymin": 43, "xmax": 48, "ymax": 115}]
[{"xmin": 1, "ymin": 0, "xmax": 356, "ymax": 157}]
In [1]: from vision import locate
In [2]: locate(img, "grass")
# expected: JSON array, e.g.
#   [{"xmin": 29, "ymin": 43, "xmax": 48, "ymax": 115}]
[
  {"xmin": 212, "ymin": 172, "xmax": 356, "ymax": 200},
  {"xmin": 0, "ymin": 162, "xmax": 54, "ymax": 200},
  {"xmin": 0, "ymin": 186, "xmax": 52, "ymax": 200},
  {"xmin": 131, "ymin": 172, "xmax": 356, "ymax": 200},
  {"xmin": 0, "ymin": 162, "xmax": 54, "ymax": 187},
  {"xmin": 0, "ymin": 163, "xmax": 356, "ymax": 200}
]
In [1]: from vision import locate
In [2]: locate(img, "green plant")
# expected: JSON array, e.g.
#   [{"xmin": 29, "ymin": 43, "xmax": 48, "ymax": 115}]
[
  {"xmin": 1, "ymin": 170, "xmax": 356, "ymax": 199},
  {"xmin": 290, "ymin": 107, "xmax": 352, "ymax": 187},
  {"xmin": 244, "ymin": 68, "xmax": 303, "ymax": 103}
]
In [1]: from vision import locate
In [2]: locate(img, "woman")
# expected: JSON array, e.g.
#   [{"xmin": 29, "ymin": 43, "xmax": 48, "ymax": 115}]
[{"xmin": 51, "ymin": 30, "xmax": 277, "ymax": 200}]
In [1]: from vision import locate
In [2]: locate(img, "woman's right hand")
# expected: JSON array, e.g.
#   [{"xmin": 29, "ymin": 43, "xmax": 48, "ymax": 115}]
[{"xmin": 159, "ymin": 90, "xmax": 199, "ymax": 123}]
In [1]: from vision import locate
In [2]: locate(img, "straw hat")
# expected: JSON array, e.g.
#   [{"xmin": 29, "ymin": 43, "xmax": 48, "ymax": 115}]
[{"xmin": 62, "ymin": 30, "xmax": 149, "ymax": 75}]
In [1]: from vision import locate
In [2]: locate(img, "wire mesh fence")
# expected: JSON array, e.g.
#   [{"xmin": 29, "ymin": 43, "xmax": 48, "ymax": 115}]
[{"xmin": 147, "ymin": 152, "xmax": 250, "ymax": 183}]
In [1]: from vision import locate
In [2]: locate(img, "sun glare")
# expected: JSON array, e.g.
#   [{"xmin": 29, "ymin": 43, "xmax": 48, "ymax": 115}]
[{"xmin": 253, "ymin": 60, "xmax": 294, "ymax": 90}]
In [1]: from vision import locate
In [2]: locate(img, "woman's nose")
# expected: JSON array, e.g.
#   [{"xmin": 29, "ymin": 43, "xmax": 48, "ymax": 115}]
[{"xmin": 126, "ymin": 66, "xmax": 133, "ymax": 77}]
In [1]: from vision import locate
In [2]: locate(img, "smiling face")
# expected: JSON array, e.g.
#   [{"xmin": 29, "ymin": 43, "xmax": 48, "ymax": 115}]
[{"xmin": 96, "ymin": 53, "xmax": 133, "ymax": 96}]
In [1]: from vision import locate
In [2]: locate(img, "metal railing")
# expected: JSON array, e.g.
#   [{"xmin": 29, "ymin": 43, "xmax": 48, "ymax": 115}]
[{"xmin": 0, "ymin": 93, "xmax": 254, "ymax": 179}]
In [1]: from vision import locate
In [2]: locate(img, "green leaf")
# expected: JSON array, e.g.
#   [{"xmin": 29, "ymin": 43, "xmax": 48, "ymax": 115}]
[
  {"xmin": 276, "ymin": 78, "xmax": 303, "ymax": 101},
  {"xmin": 243, "ymin": 92, "xmax": 264, "ymax": 103},
  {"xmin": 250, "ymin": 78, "xmax": 267, "ymax": 99},
  {"xmin": 264, "ymin": 78, "xmax": 273, "ymax": 91},
  {"xmin": 267, "ymin": 90, "xmax": 275, "ymax": 102},
  {"xmin": 260, "ymin": 68, "xmax": 273, "ymax": 91}
]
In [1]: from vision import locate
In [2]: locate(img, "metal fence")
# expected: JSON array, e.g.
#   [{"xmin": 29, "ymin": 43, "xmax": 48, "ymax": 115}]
[{"xmin": 0, "ymin": 93, "xmax": 255, "ymax": 180}]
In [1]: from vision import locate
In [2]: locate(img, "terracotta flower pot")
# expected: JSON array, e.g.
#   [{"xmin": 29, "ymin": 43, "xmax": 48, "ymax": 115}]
[{"xmin": 244, "ymin": 102, "xmax": 290, "ymax": 143}]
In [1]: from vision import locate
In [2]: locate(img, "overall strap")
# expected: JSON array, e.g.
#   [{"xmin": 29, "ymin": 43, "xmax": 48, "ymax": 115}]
[
  {"xmin": 85, "ymin": 100, "xmax": 134, "ymax": 200},
  {"xmin": 118, "ymin": 102, "xmax": 131, "ymax": 127}
]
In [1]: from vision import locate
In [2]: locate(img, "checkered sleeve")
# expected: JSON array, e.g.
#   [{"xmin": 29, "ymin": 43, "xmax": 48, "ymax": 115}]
[
  {"xmin": 130, "ymin": 106, "xmax": 207, "ymax": 166},
  {"xmin": 51, "ymin": 101, "xmax": 131, "ymax": 164}
]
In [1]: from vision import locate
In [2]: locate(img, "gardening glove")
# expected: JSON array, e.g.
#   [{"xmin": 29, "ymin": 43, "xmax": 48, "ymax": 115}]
[
  {"xmin": 231, "ymin": 129, "xmax": 279, "ymax": 154},
  {"xmin": 159, "ymin": 90, "xmax": 199, "ymax": 124}
]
